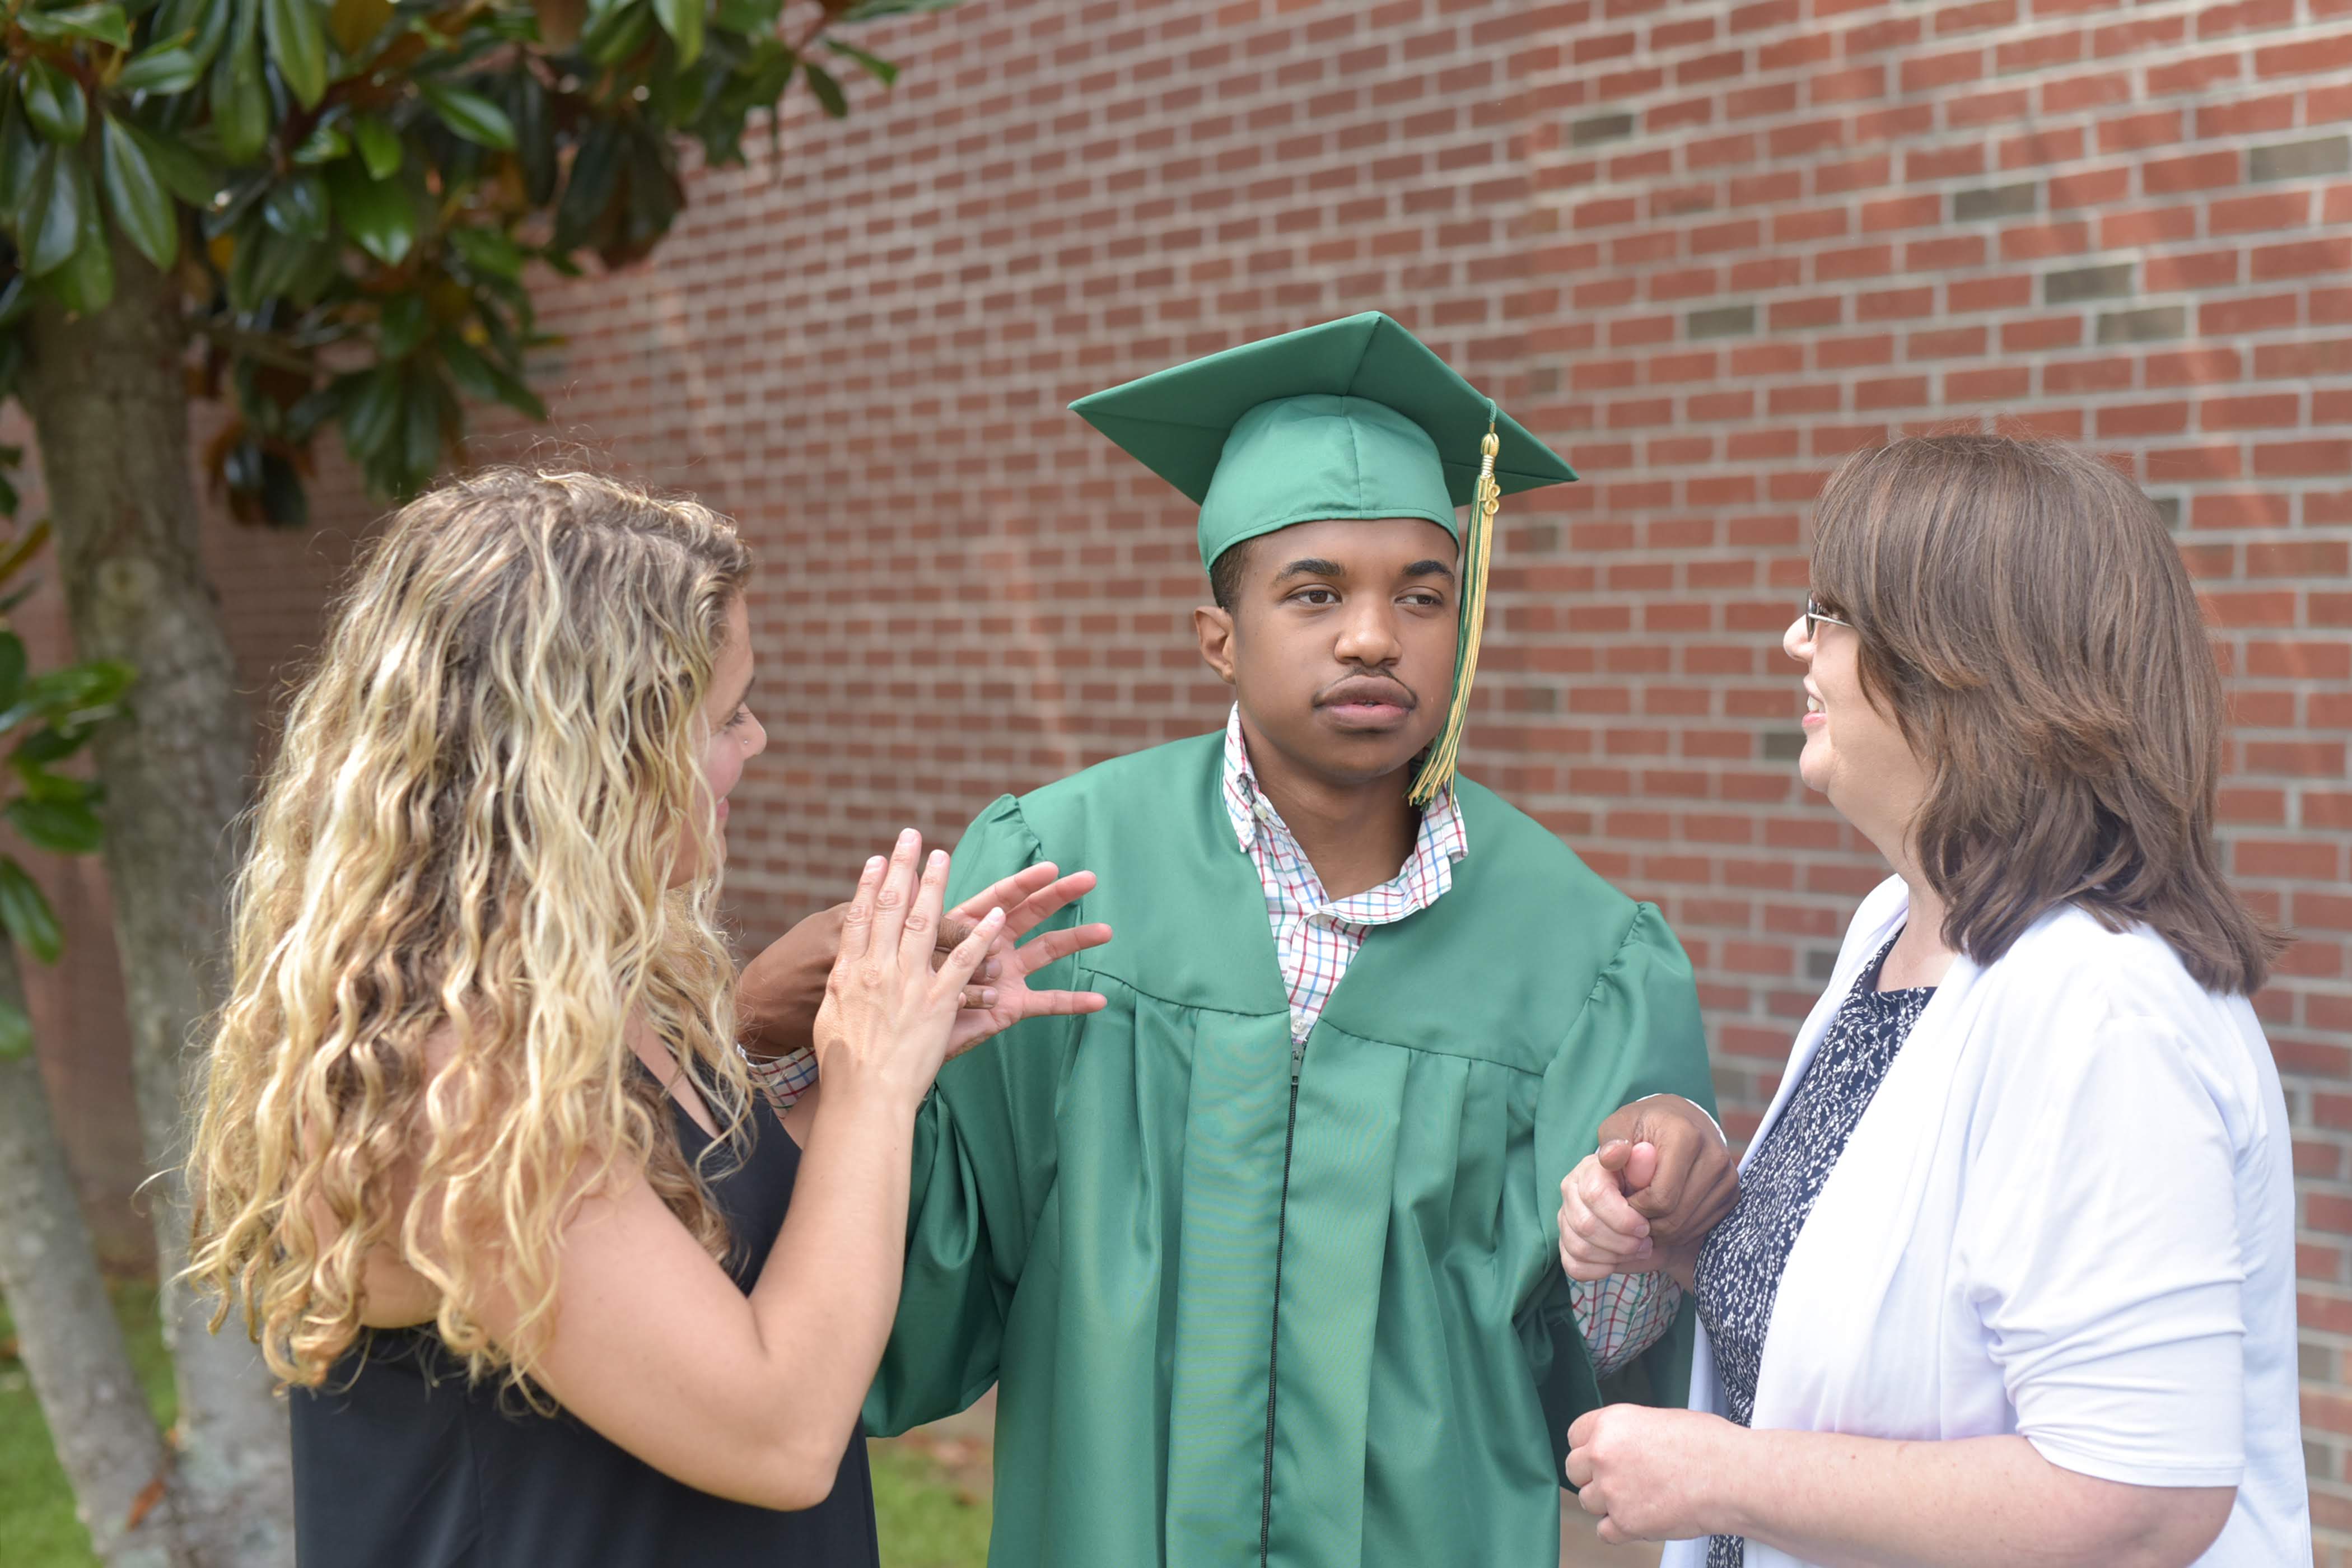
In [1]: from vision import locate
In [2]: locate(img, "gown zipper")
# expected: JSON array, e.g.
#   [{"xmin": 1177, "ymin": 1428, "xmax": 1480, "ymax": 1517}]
[{"xmin": 1258, "ymin": 1045, "xmax": 1305, "ymax": 1567}]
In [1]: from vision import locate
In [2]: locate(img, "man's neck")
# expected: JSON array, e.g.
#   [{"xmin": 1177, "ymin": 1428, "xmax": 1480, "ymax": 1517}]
[{"xmin": 1239, "ymin": 717, "xmax": 1420, "ymax": 900}]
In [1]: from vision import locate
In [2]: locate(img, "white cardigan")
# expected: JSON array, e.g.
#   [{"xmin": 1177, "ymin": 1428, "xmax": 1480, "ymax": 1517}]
[{"xmin": 1661, "ymin": 879, "xmax": 2308, "ymax": 1568}]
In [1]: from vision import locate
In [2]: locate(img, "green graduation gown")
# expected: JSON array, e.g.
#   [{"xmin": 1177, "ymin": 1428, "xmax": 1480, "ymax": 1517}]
[{"xmin": 866, "ymin": 732, "xmax": 1715, "ymax": 1567}]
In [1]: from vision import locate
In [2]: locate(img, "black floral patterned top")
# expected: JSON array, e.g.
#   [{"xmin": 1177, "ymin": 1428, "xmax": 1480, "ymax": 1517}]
[{"xmin": 1693, "ymin": 935, "xmax": 1935, "ymax": 1568}]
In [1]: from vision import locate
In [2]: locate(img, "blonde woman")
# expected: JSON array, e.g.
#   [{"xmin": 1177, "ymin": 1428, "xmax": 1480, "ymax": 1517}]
[
  {"xmin": 1555, "ymin": 436, "xmax": 2306, "ymax": 1566},
  {"xmin": 187, "ymin": 469, "xmax": 1109, "ymax": 1567}
]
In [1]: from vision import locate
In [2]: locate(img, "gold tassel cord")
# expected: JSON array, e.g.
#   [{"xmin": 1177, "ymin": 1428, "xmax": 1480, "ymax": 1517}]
[{"xmin": 1408, "ymin": 421, "xmax": 1500, "ymax": 805}]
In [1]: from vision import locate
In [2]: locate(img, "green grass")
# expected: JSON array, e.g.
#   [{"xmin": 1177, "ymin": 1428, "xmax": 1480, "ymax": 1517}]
[
  {"xmin": 1, "ymin": 1286, "xmax": 991, "ymax": 1568},
  {"xmin": 0, "ymin": 1282, "xmax": 175, "ymax": 1568}
]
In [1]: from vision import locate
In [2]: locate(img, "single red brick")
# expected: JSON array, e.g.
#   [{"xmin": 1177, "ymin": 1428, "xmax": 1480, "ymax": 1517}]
[
  {"xmin": 2145, "ymin": 249, "xmax": 2242, "ymax": 290},
  {"xmin": 2140, "ymin": 147, "xmax": 2240, "ymax": 191},
  {"xmin": 2197, "ymin": 93, "xmax": 2298, "ymax": 136},
  {"xmin": 1999, "ymin": 127, "xmax": 2085, "ymax": 167},
  {"xmin": 2204, "ymin": 393, "xmax": 2304, "ymax": 430},
  {"xmin": 1949, "ymin": 272, "xmax": 2035, "ymax": 311},
  {"xmin": 1948, "ymin": 365, "xmax": 2032, "ymax": 401},
  {"xmin": 1906, "ymin": 234, "xmax": 1989, "ymax": 270},
  {"xmin": 2202, "ymin": 292, "xmax": 2300, "ymax": 333},
  {"xmin": 2092, "ymin": 14, "xmax": 2184, "ymax": 54},
  {"xmin": 1906, "ymin": 143, "xmax": 1986, "ymax": 181},
  {"xmin": 2256, "ymin": 30, "xmax": 2352, "ymax": 75},
  {"xmin": 1816, "ymin": 154, "xmax": 1894, "ymax": 196},
  {"xmin": 2097, "ymin": 400, "xmax": 2192, "ymax": 437},
  {"xmin": 2145, "ymin": 347, "xmax": 2245, "ymax": 386},
  {"xmin": 1860, "ymin": 193, "xmax": 1944, "ymax": 231},
  {"xmin": 2147, "ymin": 51, "xmax": 2244, "ymax": 91},
  {"xmin": 2254, "ymin": 237, "xmax": 2352, "ymax": 281},
  {"xmin": 2002, "ymin": 314, "xmax": 2085, "ymax": 351},
  {"xmin": 1818, "ymin": 333, "xmax": 1896, "ymax": 368},
  {"xmin": 2047, "ymin": 166, "xmax": 2131, "ymax": 207},
  {"xmin": 1908, "ymin": 324, "xmax": 1989, "ymax": 358},
  {"xmin": 2210, "ymin": 191, "xmax": 2311, "ymax": 235},
  {"xmin": 1936, "ymin": 0, "xmax": 2018, "ymax": 34},
  {"xmin": 1998, "ymin": 220, "xmax": 2092, "ymax": 260},
  {"xmin": 2099, "ymin": 206, "xmax": 2199, "ymax": 246},
  {"xmin": 2043, "ymin": 356, "xmax": 2136, "ymax": 394},
  {"xmin": 1858, "ymin": 286, "xmax": 1937, "ymax": 321},
  {"xmin": 1996, "ymin": 29, "xmax": 2083, "ymax": 72},
  {"xmin": 1726, "ymin": 80, "xmax": 1802, "ymax": 119},
  {"xmin": 1948, "ymin": 87, "xmax": 2031, "ymax": 128},
  {"xmin": 1901, "ymin": 47, "xmax": 1984, "ymax": 92},
  {"xmin": 2041, "ymin": 70, "xmax": 2133, "ymax": 113}
]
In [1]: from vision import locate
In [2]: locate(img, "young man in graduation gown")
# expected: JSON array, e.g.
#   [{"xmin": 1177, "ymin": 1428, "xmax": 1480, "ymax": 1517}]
[{"xmin": 842, "ymin": 313, "xmax": 1731, "ymax": 1568}]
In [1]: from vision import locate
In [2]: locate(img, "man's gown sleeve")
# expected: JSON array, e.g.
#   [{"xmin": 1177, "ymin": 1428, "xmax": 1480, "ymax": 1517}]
[
  {"xmin": 864, "ymin": 795, "xmax": 1080, "ymax": 1436},
  {"xmin": 1523, "ymin": 902, "xmax": 1716, "ymax": 1478}
]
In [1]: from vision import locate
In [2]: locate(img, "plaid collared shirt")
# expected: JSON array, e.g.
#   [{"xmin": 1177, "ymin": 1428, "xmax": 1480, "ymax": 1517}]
[{"xmin": 1221, "ymin": 706, "xmax": 1681, "ymax": 1379}]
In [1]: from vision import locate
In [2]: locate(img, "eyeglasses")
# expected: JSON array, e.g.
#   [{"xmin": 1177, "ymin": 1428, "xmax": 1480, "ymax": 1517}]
[{"xmin": 1802, "ymin": 597, "xmax": 1852, "ymax": 640}]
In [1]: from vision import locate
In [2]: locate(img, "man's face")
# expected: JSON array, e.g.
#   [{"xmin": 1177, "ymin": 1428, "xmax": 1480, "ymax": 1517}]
[{"xmin": 1194, "ymin": 517, "xmax": 1460, "ymax": 788}]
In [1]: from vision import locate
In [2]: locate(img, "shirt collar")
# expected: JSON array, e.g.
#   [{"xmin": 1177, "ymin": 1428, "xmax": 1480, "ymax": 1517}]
[{"xmin": 1220, "ymin": 705, "xmax": 1468, "ymax": 915}]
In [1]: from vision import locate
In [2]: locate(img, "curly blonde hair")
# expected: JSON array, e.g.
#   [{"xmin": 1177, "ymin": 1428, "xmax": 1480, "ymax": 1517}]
[{"xmin": 188, "ymin": 467, "xmax": 755, "ymax": 1390}]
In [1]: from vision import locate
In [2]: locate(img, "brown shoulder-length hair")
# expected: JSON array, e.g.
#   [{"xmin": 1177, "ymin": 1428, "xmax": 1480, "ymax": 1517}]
[{"xmin": 1808, "ymin": 433, "xmax": 2284, "ymax": 995}]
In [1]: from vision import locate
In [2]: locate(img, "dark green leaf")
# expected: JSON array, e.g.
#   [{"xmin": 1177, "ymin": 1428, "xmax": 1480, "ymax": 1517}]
[
  {"xmin": 0, "ymin": 998, "xmax": 34, "ymax": 1055},
  {"xmin": 399, "ymin": 370, "xmax": 445, "ymax": 485},
  {"xmin": 225, "ymin": 221, "xmax": 331, "ymax": 308},
  {"xmin": 838, "ymin": 0, "xmax": 955, "ymax": 17},
  {"xmin": 324, "ymin": 156, "xmax": 415, "ymax": 264},
  {"xmin": 18, "ymin": 3, "xmax": 133, "ymax": 49},
  {"xmin": 291, "ymin": 119, "xmax": 347, "ymax": 165},
  {"xmin": 549, "ymin": 115, "xmax": 619, "ymax": 255},
  {"xmin": 11, "ymin": 727, "xmax": 84, "ymax": 767},
  {"xmin": 258, "ymin": 450, "xmax": 306, "ymax": 526},
  {"xmin": 260, "ymin": 169, "xmax": 328, "ymax": 240},
  {"xmin": 350, "ymin": 115, "xmax": 400, "ymax": 180},
  {"xmin": 417, "ymin": 81, "xmax": 516, "ymax": 150},
  {"xmin": 823, "ymin": 38, "xmax": 897, "ymax": 86},
  {"xmin": 338, "ymin": 363, "xmax": 402, "ymax": 458},
  {"xmin": 11, "ymin": 760, "xmax": 92, "ymax": 805},
  {"xmin": 46, "ymin": 158, "xmax": 114, "ymax": 312},
  {"xmin": 712, "ymin": 0, "xmax": 779, "ymax": 32},
  {"xmin": 446, "ymin": 223, "xmax": 522, "ymax": 280},
  {"xmin": 115, "ymin": 43, "xmax": 208, "ymax": 95},
  {"xmin": 6, "ymin": 797, "xmax": 105, "ymax": 855},
  {"xmin": 0, "ymin": 111, "xmax": 36, "ymax": 228},
  {"xmin": 578, "ymin": 1, "xmax": 652, "ymax": 69},
  {"xmin": 0, "ymin": 857, "xmax": 63, "ymax": 963},
  {"xmin": 0, "ymin": 278, "xmax": 26, "ymax": 330},
  {"xmin": 22, "ymin": 62, "xmax": 89, "ymax": 146},
  {"xmin": 0, "ymin": 661, "xmax": 133, "ymax": 732},
  {"xmin": 21, "ymin": 148, "xmax": 81, "ymax": 278},
  {"xmin": 211, "ymin": 0, "xmax": 270, "ymax": 165},
  {"xmin": 440, "ymin": 333, "xmax": 545, "ymax": 419},
  {"xmin": 377, "ymin": 290, "xmax": 427, "ymax": 358},
  {"xmin": 100, "ymin": 115, "xmax": 178, "ymax": 269},
  {"xmin": 800, "ymin": 59, "xmax": 847, "ymax": 118},
  {"xmin": 117, "ymin": 121, "xmax": 220, "ymax": 207},
  {"xmin": 0, "ymin": 635, "xmax": 25, "ymax": 715},
  {"xmin": 262, "ymin": 0, "xmax": 329, "ymax": 110},
  {"xmin": 650, "ymin": 0, "xmax": 703, "ymax": 67}
]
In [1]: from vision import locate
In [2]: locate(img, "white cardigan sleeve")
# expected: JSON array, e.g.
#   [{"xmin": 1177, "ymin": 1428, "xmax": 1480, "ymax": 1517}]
[{"xmin": 1953, "ymin": 1002, "xmax": 2250, "ymax": 1488}]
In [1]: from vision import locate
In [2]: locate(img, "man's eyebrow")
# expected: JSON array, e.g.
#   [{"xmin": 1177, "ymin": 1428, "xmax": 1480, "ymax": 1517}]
[
  {"xmin": 1403, "ymin": 559, "xmax": 1457, "ymax": 580},
  {"xmin": 1271, "ymin": 557, "xmax": 1346, "ymax": 584}
]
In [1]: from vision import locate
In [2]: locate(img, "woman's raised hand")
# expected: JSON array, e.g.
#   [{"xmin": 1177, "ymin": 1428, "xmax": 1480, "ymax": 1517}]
[{"xmin": 812, "ymin": 829, "xmax": 1003, "ymax": 1109}]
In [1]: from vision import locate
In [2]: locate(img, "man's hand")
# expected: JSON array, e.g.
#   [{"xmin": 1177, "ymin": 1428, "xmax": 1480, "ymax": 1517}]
[
  {"xmin": 1565, "ymin": 1403, "xmax": 1743, "ymax": 1545},
  {"xmin": 1594, "ymin": 1094, "xmax": 1736, "ymax": 1248},
  {"xmin": 736, "ymin": 860, "xmax": 1112, "ymax": 1060},
  {"xmin": 934, "ymin": 863, "xmax": 1112, "ymax": 1060}
]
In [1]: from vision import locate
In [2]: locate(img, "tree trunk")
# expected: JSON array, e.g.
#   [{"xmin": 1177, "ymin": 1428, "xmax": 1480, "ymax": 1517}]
[
  {"xmin": 21, "ymin": 240, "xmax": 294, "ymax": 1567},
  {"xmin": 0, "ymin": 940, "xmax": 194, "ymax": 1568}
]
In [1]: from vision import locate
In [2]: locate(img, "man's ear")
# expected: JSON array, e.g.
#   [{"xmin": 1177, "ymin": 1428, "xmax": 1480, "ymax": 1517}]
[{"xmin": 1194, "ymin": 604, "xmax": 1238, "ymax": 687}]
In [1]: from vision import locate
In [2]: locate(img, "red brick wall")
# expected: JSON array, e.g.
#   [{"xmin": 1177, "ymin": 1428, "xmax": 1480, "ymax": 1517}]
[{"xmin": 158, "ymin": 0, "xmax": 2352, "ymax": 1551}]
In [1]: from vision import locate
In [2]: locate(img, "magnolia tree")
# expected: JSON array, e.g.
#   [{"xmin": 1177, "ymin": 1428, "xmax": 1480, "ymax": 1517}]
[{"xmin": 0, "ymin": 0, "xmax": 944, "ymax": 1561}]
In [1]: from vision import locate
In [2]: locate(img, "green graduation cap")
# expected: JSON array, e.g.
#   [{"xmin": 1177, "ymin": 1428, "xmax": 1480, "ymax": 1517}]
[{"xmin": 1069, "ymin": 310, "xmax": 1579, "ymax": 803}]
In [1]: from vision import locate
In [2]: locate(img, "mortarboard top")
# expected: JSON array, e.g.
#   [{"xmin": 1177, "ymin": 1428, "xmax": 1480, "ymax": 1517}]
[
  {"xmin": 1068, "ymin": 312, "xmax": 1580, "ymax": 805},
  {"xmin": 1067, "ymin": 310, "xmax": 1578, "ymax": 572}
]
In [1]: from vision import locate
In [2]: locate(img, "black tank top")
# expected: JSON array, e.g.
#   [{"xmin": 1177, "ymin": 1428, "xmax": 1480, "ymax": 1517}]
[{"xmin": 291, "ymin": 1094, "xmax": 880, "ymax": 1568}]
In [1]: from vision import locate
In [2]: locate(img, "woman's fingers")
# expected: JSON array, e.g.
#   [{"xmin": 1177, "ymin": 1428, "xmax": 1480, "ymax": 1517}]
[
  {"xmin": 867, "ymin": 829, "xmax": 922, "ymax": 957},
  {"xmin": 1010, "ymin": 921, "xmax": 1114, "ymax": 976},
  {"xmin": 834, "ymin": 854, "xmax": 887, "ymax": 966},
  {"xmin": 899, "ymin": 846, "xmax": 951, "ymax": 966},
  {"xmin": 1576, "ymin": 1155, "xmax": 1653, "ymax": 1244}
]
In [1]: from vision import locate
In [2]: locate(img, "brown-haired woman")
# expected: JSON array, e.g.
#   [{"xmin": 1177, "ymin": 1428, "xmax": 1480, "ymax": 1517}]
[{"xmin": 1555, "ymin": 435, "xmax": 2307, "ymax": 1566}]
